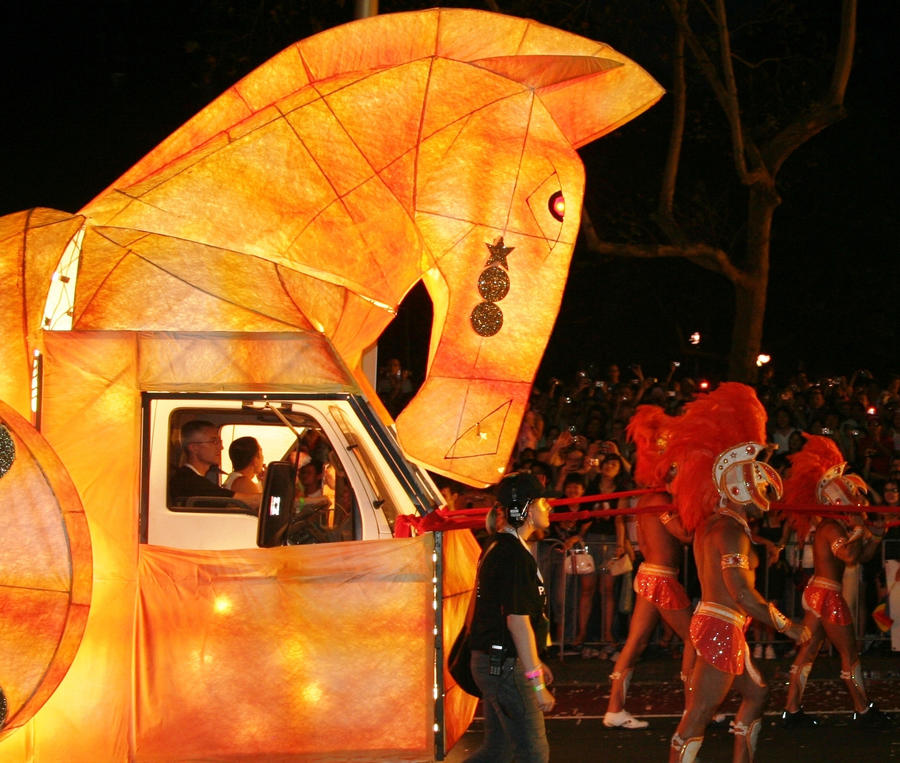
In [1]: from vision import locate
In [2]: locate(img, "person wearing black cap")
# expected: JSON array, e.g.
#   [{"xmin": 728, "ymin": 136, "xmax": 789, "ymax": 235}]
[{"xmin": 466, "ymin": 472, "xmax": 554, "ymax": 762}]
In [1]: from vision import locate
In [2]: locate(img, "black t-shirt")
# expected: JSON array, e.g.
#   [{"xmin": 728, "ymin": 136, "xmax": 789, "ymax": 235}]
[
  {"xmin": 169, "ymin": 465, "xmax": 234, "ymax": 504},
  {"xmin": 469, "ymin": 532, "xmax": 548, "ymax": 657}
]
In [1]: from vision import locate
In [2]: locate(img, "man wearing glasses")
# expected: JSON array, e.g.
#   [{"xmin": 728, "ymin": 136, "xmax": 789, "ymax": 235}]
[{"xmin": 170, "ymin": 420, "xmax": 260, "ymax": 509}]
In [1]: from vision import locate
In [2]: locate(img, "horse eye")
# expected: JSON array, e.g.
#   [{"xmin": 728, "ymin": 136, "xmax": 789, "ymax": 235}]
[{"xmin": 548, "ymin": 191, "xmax": 565, "ymax": 221}]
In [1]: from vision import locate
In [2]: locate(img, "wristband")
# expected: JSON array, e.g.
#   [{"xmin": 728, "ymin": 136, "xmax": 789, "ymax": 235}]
[
  {"xmin": 768, "ymin": 601, "xmax": 790, "ymax": 633},
  {"xmin": 524, "ymin": 667, "xmax": 543, "ymax": 680},
  {"xmin": 533, "ymin": 683, "xmax": 546, "ymax": 692}
]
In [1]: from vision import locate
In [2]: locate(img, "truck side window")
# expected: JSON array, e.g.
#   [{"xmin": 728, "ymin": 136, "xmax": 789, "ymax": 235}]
[
  {"xmin": 278, "ymin": 436, "xmax": 356, "ymax": 544},
  {"xmin": 145, "ymin": 397, "xmax": 379, "ymax": 550}
]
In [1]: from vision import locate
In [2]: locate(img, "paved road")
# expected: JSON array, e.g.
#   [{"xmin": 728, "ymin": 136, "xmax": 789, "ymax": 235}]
[{"xmin": 444, "ymin": 644, "xmax": 900, "ymax": 761}]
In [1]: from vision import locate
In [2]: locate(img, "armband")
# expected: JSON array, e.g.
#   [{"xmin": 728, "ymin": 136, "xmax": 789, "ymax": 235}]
[
  {"xmin": 768, "ymin": 602, "xmax": 790, "ymax": 633},
  {"xmin": 659, "ymin": 511, "xmax": 676, "ymax": 525},
  {"xmin": 721, "ymin": 553, "xmax": 750, "ymax": 570}
]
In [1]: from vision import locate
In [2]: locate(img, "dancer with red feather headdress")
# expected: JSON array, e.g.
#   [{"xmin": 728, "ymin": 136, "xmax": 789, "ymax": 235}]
[
  {"xmin": 780, "ymin": 434, "xmax": 889, "ymax": 729},
  {"xmin": 603, "ymin": 405, "xmax": 695, "ymax": 730},
  {"xmin": 666, "ymin": 384, "xmax": 810, "ymax": 763}
]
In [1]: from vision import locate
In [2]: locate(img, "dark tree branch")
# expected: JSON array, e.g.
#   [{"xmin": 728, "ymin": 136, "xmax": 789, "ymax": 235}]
[
  {"xmin": 580, "ymin": 209, "xmax": 743, "ymax": 282},
  {"xmin": 762, "ymin": 0, "xmax": 856, "ymax": 174},
  {"xmin": 657, "ymin": 0, "xmax": 687, "ymax": 242}
]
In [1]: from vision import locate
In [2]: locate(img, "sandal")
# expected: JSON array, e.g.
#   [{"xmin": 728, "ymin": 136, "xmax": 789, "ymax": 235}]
[
  {"xmin": 581, "ymin": 646, "xmax": 602, "ymax": 659},
  {"xmin": 603, "ymin": 710, "xmax": 649, "ymax": 729},
  {"xmin": 598, "ymin": 643, "xmax": 617, "ymax": 660}
]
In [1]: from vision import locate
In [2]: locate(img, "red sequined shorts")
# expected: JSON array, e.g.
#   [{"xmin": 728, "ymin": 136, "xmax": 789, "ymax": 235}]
[
  {"xmin": 802, "ymin": 576, "xmax": 852, "ymax": 626},
  {"xmin": 634, "ymin": 563, "xmax": 691, "ymax": 610},
  {"xmin": 690, "ymin": 602, "xmax": 749, "ymax": 675}
]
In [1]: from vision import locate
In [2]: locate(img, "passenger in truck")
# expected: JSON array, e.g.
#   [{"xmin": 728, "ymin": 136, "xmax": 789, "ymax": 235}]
[
  {"xmin": 169, "ymin": 420, "xmax": 260, "ymax": 509},
  {"xmin": 224, "ymin": 436, "xmax": 265, "ymax": 495}
]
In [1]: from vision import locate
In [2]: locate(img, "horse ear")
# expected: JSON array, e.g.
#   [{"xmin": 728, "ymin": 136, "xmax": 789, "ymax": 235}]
[
  {"xmin": 471, "ymin": 53, "xmax": 662, "ymax": 148},
  {"xmin": 471, "ymin": 54, "xmax": 623, "ymax": 90}
]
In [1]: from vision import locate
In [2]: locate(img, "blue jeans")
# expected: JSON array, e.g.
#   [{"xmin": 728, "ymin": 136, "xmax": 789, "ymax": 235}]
[{"xmin": 465, "ymin": 652, "xmax": 549, "ymax": 763}]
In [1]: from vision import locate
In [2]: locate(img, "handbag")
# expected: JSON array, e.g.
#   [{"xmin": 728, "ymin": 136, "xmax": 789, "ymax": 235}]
[
  {"xmin": 448, "ymin": 625, "xmax": 481, "ymax": 697},
  {"xmin": 565, "ymin": 546, "xmax": 596, "ymax": 575},
  {"xmin": 448, "ymin": 540, "xmax": 498, "ymax": 698},
  {"xmin": 605, "ymin": 552, "xmax": 633, "ymax": 577}
]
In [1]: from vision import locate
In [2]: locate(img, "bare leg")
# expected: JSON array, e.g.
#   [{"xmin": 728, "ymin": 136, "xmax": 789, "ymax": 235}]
[
  {"xmin": 785, "ymin": 611, "xmax": 823, "ymax": 713},
  {"xmin": 823, "ymin": 618, "xmax": 868, "ymax": 712},
  {"xmin": 669, "ymin": 660, "xmax": 735, "ymax": 763},
  {"xmin": 607, "ymin": 596, "xmax": 658, "ymax": 713},
  {"xmin": 659, "ymin": 621, "xmax": 675, "ymax": 648},
  {"xmin": 574, "ymin": 572, "xmax": 597, "ymax": 646},
  {"xmin": 730, "ymin": 669, "xmax": 768, "ymax": 763},
  {"xmin": 660, "ymin": 607, "xmax": 696, "ymax": 700},
  {"xmin": 600, "ymin": 572, "xmax": 616, "ymax": 643}
]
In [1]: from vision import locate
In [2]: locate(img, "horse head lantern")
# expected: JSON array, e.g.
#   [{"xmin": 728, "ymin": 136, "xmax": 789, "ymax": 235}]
[{"xmin": 9, "ymin": 10, "xmax": 663, "ymax": 486}]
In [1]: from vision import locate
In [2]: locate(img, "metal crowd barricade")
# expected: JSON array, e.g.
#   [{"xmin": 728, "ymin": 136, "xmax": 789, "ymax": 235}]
[{"xmin": 536, "ymin": 537, "xmax": 569, "ymax": 660}]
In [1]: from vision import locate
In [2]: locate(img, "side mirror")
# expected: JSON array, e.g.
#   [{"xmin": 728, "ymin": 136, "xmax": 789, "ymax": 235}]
[{"xmin": 257, "ymin": 461, "xmax": 297, "ymax": 547}]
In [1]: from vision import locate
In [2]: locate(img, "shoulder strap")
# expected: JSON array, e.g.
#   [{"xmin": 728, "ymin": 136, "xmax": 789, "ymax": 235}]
[{"xmin": 464, "ymin": 539, "xmax": 498, "ymax": 628}]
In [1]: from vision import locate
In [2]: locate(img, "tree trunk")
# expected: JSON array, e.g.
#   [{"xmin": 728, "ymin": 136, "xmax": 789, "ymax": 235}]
[{"xmin": 727, "ymin": 181, "xmax": 778, "ymax": 381}]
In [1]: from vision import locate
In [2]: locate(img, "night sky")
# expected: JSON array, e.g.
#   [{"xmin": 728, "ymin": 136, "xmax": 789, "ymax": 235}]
[{"xmin": 2, "ymin": 2, "xmax": 896, "ymax": 389}]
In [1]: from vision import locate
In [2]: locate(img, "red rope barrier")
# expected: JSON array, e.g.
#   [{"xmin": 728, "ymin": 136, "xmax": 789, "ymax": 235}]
[{"xmin": 393, "ymin": 488, "xmax": 900, "ymax": 538}]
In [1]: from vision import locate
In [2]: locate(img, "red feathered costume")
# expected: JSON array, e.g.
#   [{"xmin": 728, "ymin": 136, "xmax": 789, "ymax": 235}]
[
  {"xmin": 627, "ymin": 404, "xmax": 674, "ymax": 489},
  {"xmin": 666, "ymin": 383, "xmax": 770, "ymax": 532},
  {"xmin": 780, "ymin": 434, "xmax": 845, "ymax": 540},
  {"xmin": 781, "ymin": 435, "xmax": 863, "ymax": 626}
]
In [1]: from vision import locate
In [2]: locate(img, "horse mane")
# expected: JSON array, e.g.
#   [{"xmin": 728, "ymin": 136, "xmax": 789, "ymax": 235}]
[{"xmin": 667, "ymin": 383, "xmax": 768, "ymax": 532}]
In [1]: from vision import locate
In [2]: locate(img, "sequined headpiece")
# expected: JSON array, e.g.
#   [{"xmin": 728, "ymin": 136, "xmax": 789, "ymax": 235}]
[
  {"xmin": 666, "ymin": 383, "xmax": 770, "ymax": 531},
  {"xmin": 781, "ymin": 434, "xmax": 869, "ymax": 537},
  {"xmin": 712, "ymin": 441, "xmax": 783, "ymax": 511},
  {"xmin": 817, "ymin": 462, "xmax": 868, "ymax": 506}
]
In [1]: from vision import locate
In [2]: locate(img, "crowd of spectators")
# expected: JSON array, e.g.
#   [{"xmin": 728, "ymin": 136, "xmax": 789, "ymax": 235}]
[{"xmin": 437, "ymin": 362, "xmax": 900, "ymax": 660}]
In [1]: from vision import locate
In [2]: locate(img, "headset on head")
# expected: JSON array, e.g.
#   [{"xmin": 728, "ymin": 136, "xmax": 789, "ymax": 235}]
[
  {"xmin": 498, "ymin": 471, "xmax": 542, "ymax": 528},
  {"xmin": 505, "ymin": 484, "xmax": 530, "ymax": 527}
]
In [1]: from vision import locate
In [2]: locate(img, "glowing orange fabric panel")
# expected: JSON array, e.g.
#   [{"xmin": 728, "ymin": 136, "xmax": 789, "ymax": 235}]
[
  {"xmin": 0, "ymin": 209, "xmax": 84, "ymax": 416},
  {"xmin": 440, "ymin": 529, "xmax": 482, "ymax": 755},
  {"xmin": 0, "ymin": 401, "xmax": 91, "ymax": 739},
  {"xmin": 135, "ymin": 331, "xmax": 355, "ymax": 393},
  {"xmin": 135, "ymin": 537, "xmax": 434, "ymax": 761}
]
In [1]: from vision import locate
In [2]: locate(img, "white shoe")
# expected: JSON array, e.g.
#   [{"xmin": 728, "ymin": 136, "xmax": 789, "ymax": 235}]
[
  {"xmin": 752, "ymin": 644, "xmax": 763, "ymax": 659},
  {"xmin": 765, "ymin": 645, "xmax": 776, "ymax": 660},
  {"xmin": 603, "ymin": 710, "xmax": 649, "ymax": 729}
]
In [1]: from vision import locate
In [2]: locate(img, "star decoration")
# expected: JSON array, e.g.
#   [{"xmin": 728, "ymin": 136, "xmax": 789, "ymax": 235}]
[{"xmin": 485, "ymin": 236, "xmax": 514, "ymax": 269}]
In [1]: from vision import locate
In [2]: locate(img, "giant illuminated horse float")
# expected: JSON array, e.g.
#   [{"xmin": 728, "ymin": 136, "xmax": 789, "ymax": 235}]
[{"xmin": 0, "ymin": 8, "xmax": 661, "ymax": 760}]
